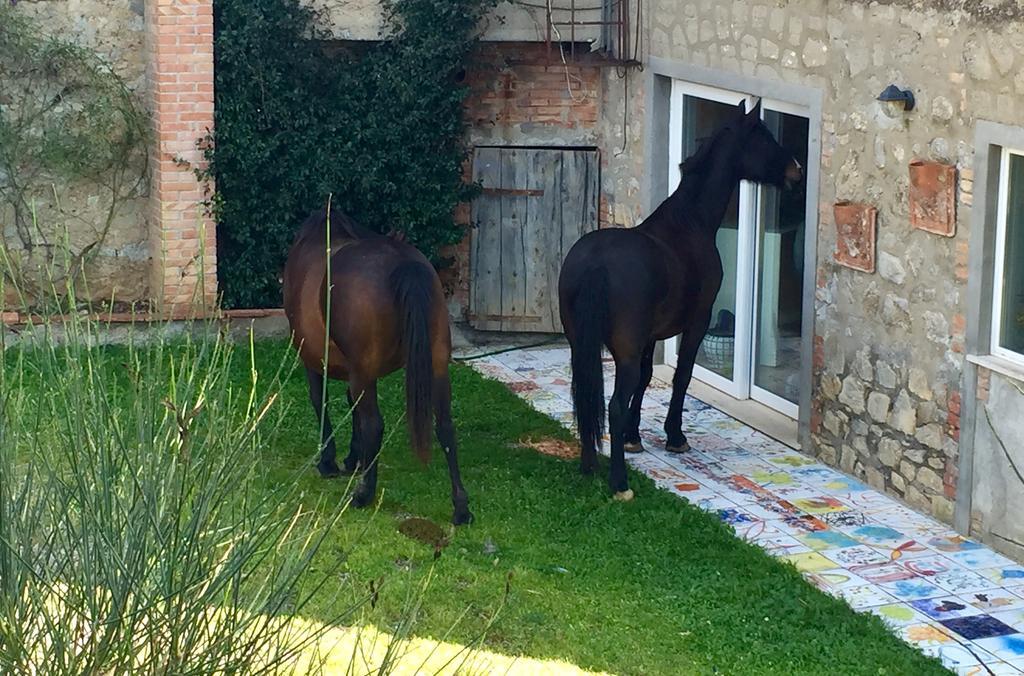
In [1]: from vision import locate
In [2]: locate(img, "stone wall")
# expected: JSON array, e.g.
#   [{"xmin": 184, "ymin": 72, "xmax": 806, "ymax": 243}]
[
  {"xmin": 622, "ymin": 0, "xmax": 1024, "ymax": 526},
  {"xmin": 6, "ymin": 0, "xmax": 150, "ymax": 305}
]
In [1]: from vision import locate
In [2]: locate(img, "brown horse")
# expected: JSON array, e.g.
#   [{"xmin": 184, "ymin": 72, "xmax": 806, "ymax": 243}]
[{"xmin": 282, "ymin": 206, "xmax": 472, "ymax": 525}]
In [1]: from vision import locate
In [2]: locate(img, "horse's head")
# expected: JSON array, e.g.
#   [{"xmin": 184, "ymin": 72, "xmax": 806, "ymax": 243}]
[{"xmin": 730, "ymin": 99, "xmax": 803, "ymax": 189}]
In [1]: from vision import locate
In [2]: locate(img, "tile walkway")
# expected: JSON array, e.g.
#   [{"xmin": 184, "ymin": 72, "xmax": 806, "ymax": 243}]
[{"xmin": 471, "ymin": 346, "xmax": 1024, "ymax": 675}]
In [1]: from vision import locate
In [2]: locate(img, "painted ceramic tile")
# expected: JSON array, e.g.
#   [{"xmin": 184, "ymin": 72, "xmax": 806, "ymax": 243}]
[
  {"xmin": 806, "ymin": 568, "xmax": 872, "ymax": 593},
  {"xmin": 898, "ymin": 622, "xmax": 957, "ymax": 648},
  {"xmin": 980, "ymin": 567, "xmax": 1024, "ymax": 586},
  {"xmin": 933, "ymin": 568, "xmax": 1000, "ymax": 595},
  {"xmin": 790, "ymin": 496, "xmax": 850, "ymax": 514},
  {"xmin": 911, "ymin": 597, "xmax": 981, "ymax": 621},
  {"xmin": 851, "ymin": 562, "xmax": 918, "ymax": 584},
  {"xmin": 942, "ymin": 615, "xmax": 1018, "ymax": 640},
  {"xmin": 837, "ymin": 584, "xmax": 898, "ymax": 610},
  {"xmin": 870, "ymin": 602, "xmax": 933, "ymax": 629},
  {"xmin": 929, "ymin": 535, "xmax": 985, "ymax": 553},
  {"xmin": 926, "ymin": 643, "xmax": 995, "ymax": 670},
  {"xmin": 845, "ymin": 524, "xmax": 910, "ymax": 547},
  {"xmin": 991, "ymin": 609, "xmax": 1024, "ymax": 632},
  {"xmin": 756, "ymin": 534, "xmax": 812, "ymax": 557},
  {"xmin": 904, "ymin": 554, "xmax": 958, "ymax": 578},
  {"xmin": 823, "ymin": 545, "xmax": 890, "ymax": 568},
  {"xmin": 973, "ymin": 633, "xmax": 1024, "ymax": 661},
  {"xmin": 780, "ymin": 551, "xmax": 840, "ymax": 573},
  {"xmin": 954, "ymin": 662, "xmax": 1024, "ymax": 676},
  {"xmin": 880, "ymin": 577, "xmax": 947, "ymax": 601},
  {"xmin": 965, "ymin": 590, "xmax": 1024, "ymax": 613},
  {"xmin": 797, "ymin": 530, "xmax": 862, "ymax": 551},
  {"xmin": 818, "ymin": 510, "xmax": 870, "ymax": 530},
  {"xmin": 944, "ymin": 548, "xmax": 1020, "ymax": 569}
]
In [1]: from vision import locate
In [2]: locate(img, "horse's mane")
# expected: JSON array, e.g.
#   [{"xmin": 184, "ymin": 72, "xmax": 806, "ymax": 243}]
[
  {"xmin": 296, "ymin": 205, "xmax": 379, "ymax": 243},
  {"xmin": 679, "ymin": 131, "xmax": 725, "ymax": 178}
]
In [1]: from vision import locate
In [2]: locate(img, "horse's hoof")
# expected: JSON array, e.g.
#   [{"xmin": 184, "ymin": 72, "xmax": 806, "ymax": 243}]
[
  {"xmin": 317, "ymin": 461, "xmax": 342, "ymax": 478},
  {"xmin": 351, "ymin": 488, "xmax": 375, "ymax": 508},
  {"xmin": 580, "ymin": 463, "xmax": 596, "ymax": 476},
  {"xmin": 623, "ymin": 441, "xmax": 645, "ymax": 454},
  {"xmin": 666, "ymin": 441, "xmax": 691, "ymax": 454},
  {"xmin": 613, "ymin": 489, "xmax": 635, "ymax": 502},
  {"xmin": 339, "ymin": 463, "xmax": 360, "ymax": 477},
  {"xmin": 452, "ymin": 510, "xmax": 474, "ymax": 526}
]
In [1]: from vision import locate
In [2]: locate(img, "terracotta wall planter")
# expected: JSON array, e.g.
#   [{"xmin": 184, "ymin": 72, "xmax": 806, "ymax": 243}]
[
  {"xmin": 909, "ymin": 160, "xmax": 957, "ymax": 237},
  {"xmin": 833, "ymin": 201, "xmax": 877, "ymax": 273}
]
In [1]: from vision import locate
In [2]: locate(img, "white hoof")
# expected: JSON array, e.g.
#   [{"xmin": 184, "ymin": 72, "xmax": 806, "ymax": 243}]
[{"xmin": 613, "ymin": 489, "xmax": 635, "ymax": 502}]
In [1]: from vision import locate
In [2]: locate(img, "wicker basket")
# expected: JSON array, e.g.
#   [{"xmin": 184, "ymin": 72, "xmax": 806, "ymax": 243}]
[{"xmin": 700, "ymin": 333, "xmax": 735, "ymax": 371}]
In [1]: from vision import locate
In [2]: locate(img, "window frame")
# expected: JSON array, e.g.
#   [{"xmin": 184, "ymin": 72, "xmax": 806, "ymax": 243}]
[{"xmin": 990, "ymin": 146, "xmax": 1024, "ymax": 366}]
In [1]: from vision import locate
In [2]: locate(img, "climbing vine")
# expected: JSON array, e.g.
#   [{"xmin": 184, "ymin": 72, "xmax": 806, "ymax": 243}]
[
  {"xmin": 208, "ymin": 0, "xmax": 495, "ymax": 308},
  {"xmin": 0, "ymin": 6, "xmax": 148, "ymax": 307}
]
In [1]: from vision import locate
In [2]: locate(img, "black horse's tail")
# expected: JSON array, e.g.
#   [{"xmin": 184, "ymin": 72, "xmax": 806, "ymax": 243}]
[
  {"xmin": 568, "ymin": 267, "xmax": 608, "ymax": 453},
  {"xmin": 391, "ymin": 261, "xmax": 435, "ymax": 464}
]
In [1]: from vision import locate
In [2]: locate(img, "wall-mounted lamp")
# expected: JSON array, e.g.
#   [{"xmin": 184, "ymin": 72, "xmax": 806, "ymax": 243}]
[{"xmin": 877, "ymin": 84, "xmax": 915, "ymax": 111}]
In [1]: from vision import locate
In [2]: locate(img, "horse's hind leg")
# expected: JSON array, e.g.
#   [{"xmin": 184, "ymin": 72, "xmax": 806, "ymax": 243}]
[
  {"xmin": 623, "ymin": 342, "xmax": 655, "ymax": 453},
  {"xmin": 351, "ymin": 379, "xmax": 384, "ymax": 508},
  {"xmin": 608, "ymin": 355, "xmax": 641, "ymax": 501},
  {"xmin": 306, "ymin": 368, "xmax": 341, "ymax": 477},
  {"xmin": 434, "ymin": 374, "xmax": 473, "ymax": 525},
  {"xmin": 337, "ymin": 387, "xmax": 361, "ymax": 474}
]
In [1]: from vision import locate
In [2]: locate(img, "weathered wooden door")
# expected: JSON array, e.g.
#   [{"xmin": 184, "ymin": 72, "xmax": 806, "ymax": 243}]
[{"xmin": 470, "ymin": 146, "xmax": 599, "ymax": 332}]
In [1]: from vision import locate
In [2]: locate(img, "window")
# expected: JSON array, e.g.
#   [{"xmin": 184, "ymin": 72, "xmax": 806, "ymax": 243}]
[{"xmin": 992, "ymin": 148, "xmax": 1024, "ymax": 362}]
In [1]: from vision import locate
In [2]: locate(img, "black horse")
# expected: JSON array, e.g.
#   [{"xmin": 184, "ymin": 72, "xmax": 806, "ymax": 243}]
[{"xmin": 558, "ymin": 99, "xmax": 803, "ymax": 501}]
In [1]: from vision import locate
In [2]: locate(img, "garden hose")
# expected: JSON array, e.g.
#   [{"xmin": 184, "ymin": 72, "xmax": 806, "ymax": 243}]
[{"xmin": 453, "ymin": 336, "xmax": 564, "ymax": 362}]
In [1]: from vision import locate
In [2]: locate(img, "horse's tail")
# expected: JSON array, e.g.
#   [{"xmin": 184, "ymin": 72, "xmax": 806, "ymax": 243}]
[
  {"xmin": 391, "ymin": 261, "xmax": 436, "ymax": 464},
  {"xmin": 568, "ymin": 267, "xmax": 608, "ymax": 453}
]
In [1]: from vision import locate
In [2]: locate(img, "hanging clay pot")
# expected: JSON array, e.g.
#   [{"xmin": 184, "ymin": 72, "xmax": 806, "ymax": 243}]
[
  {"xmin": 909, "ymin": 160, "xmax": 957, "ymax": 237},
  {"xmin": 833, "ymin": 201, "xmax": 877, "ymax": 273}
]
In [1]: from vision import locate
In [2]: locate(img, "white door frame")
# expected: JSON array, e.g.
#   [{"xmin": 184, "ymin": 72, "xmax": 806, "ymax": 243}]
[{"xmin": 663, "ymin": 80, "xmax": 807, "ymax": 420}]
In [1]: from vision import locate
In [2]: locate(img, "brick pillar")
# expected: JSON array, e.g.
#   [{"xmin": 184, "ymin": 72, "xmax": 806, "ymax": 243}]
[{"xmin": 145, "ymin": 0, "xmax": 217, "ymax": 317}]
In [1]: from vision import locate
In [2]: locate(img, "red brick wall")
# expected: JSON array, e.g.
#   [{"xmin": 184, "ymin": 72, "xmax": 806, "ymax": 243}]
[
  {"xmin": 145, "ymin": 0, "xmax": 217, "ymax": 317},
  {"xmin": 463, "ymin": 43, "xmax": 600, "ymax": 129},
  {"xmin": 442, "ymin": 43, "xmax": 604, "ymax": 322}
]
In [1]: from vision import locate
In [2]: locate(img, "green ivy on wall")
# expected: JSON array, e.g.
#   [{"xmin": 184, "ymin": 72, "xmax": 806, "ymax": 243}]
[{"xmin": 208, "ymin": 0, "xmax": 494, "ymax": 308}]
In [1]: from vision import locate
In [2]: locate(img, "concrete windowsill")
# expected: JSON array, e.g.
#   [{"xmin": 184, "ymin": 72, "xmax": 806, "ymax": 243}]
[{"xmin": 967, "ymin": 353, "xmax": 1024, "ymax": 384}]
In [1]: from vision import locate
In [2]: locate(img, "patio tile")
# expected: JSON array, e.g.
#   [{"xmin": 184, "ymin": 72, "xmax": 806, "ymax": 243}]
[
  {"xmin": 869, "ymin": 602, "xmax": 932, "ymax": 629},
  {"xmin": 974, "ymin": 634, "xmax": 1024, "ymax": 661},
  {"xmin": 473, "ymin": 347, "xmax": 1024, "ymax": 674},
  {"xmin": 964, "ymin": 590, "xmax": 1024, "ymax": 613},
  {"xmin": 898, "ymin": 622, "xmax": 957, "ymax": 649},
  {"xmin": 880, "ymin": 577, "xmax": 948, "ymax": 601},
  {"xmin": 981, "ymin": 566, "xmax": 1024, "ymax": 586},
  {"xmin": 779, "ymin": 551, "xmax": 839, "ymax": 573},
  {"xmin": 911, "ymin": 597, "xmax": 980, "ymax": 621},
  {"xmin": 924, "ymin": 643, "xmax": 997, "ymax": 671},
  {"xmin": 991, "ymin": 609, "xmax": 1024, "ymax": 632},
  {"xmin": 796, "ymin": 529, "xmax": 861, "ymax": 551},
  {"xmin": 941, "ymin": 615, "xmax": 1019, "ymax": 641},
  {"xmin": 835, "ymin": 584, "xmax": 898, "ymax": 609}
]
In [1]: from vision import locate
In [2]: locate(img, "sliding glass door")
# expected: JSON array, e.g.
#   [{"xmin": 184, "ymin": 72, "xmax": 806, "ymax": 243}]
[{"xmin": 664, "ymin": 82, "xmax": 810, "ymax": 419}]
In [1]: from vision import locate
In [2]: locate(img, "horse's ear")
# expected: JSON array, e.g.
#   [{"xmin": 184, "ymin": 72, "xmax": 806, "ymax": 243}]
[
  {"xmin": 745, "ymin": 98, "xmax": 762, "ymax": 123},
  {"xmin": 735, "ymin": 99, "xmax": 747, "ymax": 117}
]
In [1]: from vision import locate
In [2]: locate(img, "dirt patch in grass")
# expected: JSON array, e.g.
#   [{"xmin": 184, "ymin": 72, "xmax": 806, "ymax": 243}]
[{"xmin": 517, "ymin": 436, "xmax": 579, "ymax": 460}]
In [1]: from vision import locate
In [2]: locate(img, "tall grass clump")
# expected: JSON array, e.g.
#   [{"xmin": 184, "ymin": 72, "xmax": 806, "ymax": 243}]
[{"xmin": 0, "ymin": 269, "xmax": 356, "ymax": 673}]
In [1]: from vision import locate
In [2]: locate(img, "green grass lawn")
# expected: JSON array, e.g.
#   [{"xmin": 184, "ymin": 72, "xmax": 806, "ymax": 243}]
[{"xmin": 235, "ymin": 341, "xmax": 945, "ymax": 676}]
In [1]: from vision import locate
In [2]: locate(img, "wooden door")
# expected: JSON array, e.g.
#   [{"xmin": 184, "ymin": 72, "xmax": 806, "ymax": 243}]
[{"xmin": 470, "ymin": 146, "xmax": 599, "ymax": 332}]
